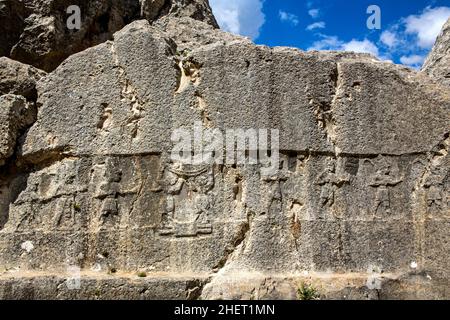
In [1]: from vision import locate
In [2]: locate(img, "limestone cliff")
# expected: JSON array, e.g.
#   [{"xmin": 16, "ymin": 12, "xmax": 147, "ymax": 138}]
[{"xmin": 0, "ymin": 1, "xmax": 449, "ymax": 300}]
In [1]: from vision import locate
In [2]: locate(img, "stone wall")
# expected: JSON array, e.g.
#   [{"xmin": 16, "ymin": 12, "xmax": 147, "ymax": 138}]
[{"xmin": 0, "ymin": 2, "xmax": 448, "ymax": 300}]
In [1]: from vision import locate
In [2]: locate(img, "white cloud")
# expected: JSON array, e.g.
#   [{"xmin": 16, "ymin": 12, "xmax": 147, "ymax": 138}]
[
  {"xmin": 342, "ymin": 39, "xmax": 380, "ymax": 57},
  {"xmin": 309, "ymin": 36, "xmax": 379, "ymax": 57},
  {"xmin": 279, "ymin": 10, "xmax": 300, "ymax": 26},
  {"xmin": 380, "ymin": 6, "xmax": 450, "ymax": 51},
  {"xmin": 209, "ymin": 0, "xmax": 266, "ymax": 40},
  {"xmin": 308, "ymin": 35, "xmax": 342, "ymax": 51},
  {"xmin": 400, "ymin": 54, "xmax": 426, "ymax": 67},
  {"xmin": 308, "ymin": 9, "xmax": 320, "ymax": 19},
  {"xmin": 376, "ymin": 6, "xmax": 449, "ymax": 67},
  {"xmin": 380, "ymin": 30, "xmax": 398, "ymax": 48},
  {"xmin": 306, "ymin": 21, "xmax": 326, "ymax": 31},
  {"xmin": 404, "ymin": 6, "xmax": 450, "ymax": 48}
]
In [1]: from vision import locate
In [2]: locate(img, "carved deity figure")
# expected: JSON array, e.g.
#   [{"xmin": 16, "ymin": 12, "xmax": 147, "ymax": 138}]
[
  {"xmin": 261, "ymin": 158, "xmax": 290, "ymax": 215},
  {"xmin": 315, "ymin": 159, "xmax": 350, "ymax": 208},
  {"xmin": 159, "ymin": 162, "xmax": 184, "ymax": 230},
  {"xmin": 51, "ymin": 197, "xmax": 76, "ymax": 230},
  {"xmin": 284, "ymin": 154, "xmax": 308, "ymax": 207},
  {"xmin": 51, "ymin": 161, "xmax": 81, "ymax": 230},
  {"xmin": 14, "ymin": 181, "xmax": 40, "ymax": 231},
  {"xmin": 158, "ymin": 162, "xmax": 214, "ymax": 237},
  {"xmin": 368, "ymin": 159, "xmax": 402, "ymax": 216},
  {"xmin": 190, "ymin": 170, "xmax": 214, "ymax": 224},
  {"xmin": 95, "ymin": 162, "xmax": 122, "ymax": 226}
]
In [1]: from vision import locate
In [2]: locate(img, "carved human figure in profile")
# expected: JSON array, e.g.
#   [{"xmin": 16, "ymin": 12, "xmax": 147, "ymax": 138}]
[
  {"xmin": 51, "ymin": 197, "xmax": 76, "ymax": 230},
  {"xmin": 366, "ymin": 157, "xmax": 403, "ymax": 217},
  {"xmin": 315, "ymin": 158, "xmax": 350, "ymax": 209},
  {"xmin": 51, "ymin": 160, "xmax": 81, "ymax": 230},
  {"xmin": 411, "ymin": 154, "xmax": 449, "ymax": 215},
  {"xmin": 159, "ymin": 162, "xmax": 185, "ymax": 231},
  {"xmin": 95, "ymin": 160, "xmax": 122, "ymax": 227},
  {"xmin": 284, "ymin": 154, "xmax": 309, "ymax": 211},
  {"xmin": 261, "ymin": 157, "xmax": 290, "ymax": 215}
]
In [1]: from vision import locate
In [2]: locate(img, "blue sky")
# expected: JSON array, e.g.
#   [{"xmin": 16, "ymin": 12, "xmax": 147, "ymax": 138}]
[{"xmin": 209, "ymin": 0, "xmax": 450, "ymax": 68}]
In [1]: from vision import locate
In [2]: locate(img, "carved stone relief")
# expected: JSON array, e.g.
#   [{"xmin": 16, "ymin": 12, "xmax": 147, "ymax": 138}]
[{"xmin": 157, "ymin": 162, "xmax": 215, "ymax": 237}]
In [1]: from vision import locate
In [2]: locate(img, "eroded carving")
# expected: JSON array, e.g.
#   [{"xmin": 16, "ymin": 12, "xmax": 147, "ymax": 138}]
[
  {"xmin": 92, "ymin": 158, "xmax": 124, "ymax": 229},
  {"xmin": 366, "ymin": 157, "xmax": 403, "ymax": 217},
  {"xmin": 315, "ymin": 158, "xmax": 350, "ymax": 209},
  {"xmin": 261, "ymin": 157, "xmax": 290, "ymax": 215},
  {"xmin": 9, "ymin": 159, "xmax": 87, "ymax": 231},
  {"xmin": 158, "ymin": 162, "xmax": 215, "ymax": 237}
]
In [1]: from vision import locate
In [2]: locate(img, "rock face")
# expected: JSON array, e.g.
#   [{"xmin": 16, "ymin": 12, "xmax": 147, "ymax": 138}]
[
  {"xmin": 0, "ymin": 0, "xmax": 218, "ymax": 71},
  {"xmin": 422, "ymin": 18, "xmax": 450, "ymax": 86},
  {"xmin": 0, "ymin": 3, "xmax": 449, "ymax": 300},
  {"xmin": 0, "ymin": 57, "xmax": 45, "ymax": 167},
  {"xmin": 0, "ymin": 57, "xmax": 46, "ymax": 100},
  {"xmin": 0, "ymin": 94, "xmax": 36, "ymax": 166}
]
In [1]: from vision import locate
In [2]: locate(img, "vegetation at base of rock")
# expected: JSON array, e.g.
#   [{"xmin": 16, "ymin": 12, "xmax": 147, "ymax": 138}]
[{"xmin": 297, "ymin": 283, "xmax": 320, "ymax": 300}]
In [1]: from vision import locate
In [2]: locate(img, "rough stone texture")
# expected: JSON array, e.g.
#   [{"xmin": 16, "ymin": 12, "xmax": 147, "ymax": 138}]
[
  {"xmin": 0, "ymin": 6, "xmax": 449, "ymax": 300},
  {"xmin": 0, "ymin": 57, "xmax": 45, "ymax": 167},
  {"xmin": 0, "ymin": 272, "xmax": 447, "ymax": 300},
  {"xmin": 0, "ymin": 272, "xmax": 209, "ymax": 300},
  {"xmin": 0, "ymin": 0, "xmax": 218, "ymax": 72},
  {"xmin": 154, "ymin": 0, "xmax": 218, "ymax": 27},
  {"xmin": 0, "ymin": 95, "xmax": 36, "ymax": 165},
  {"xmin": 155, "ymin": 16, "xmax": 250, "ymax": 52},
  {"xmin": 0, "ymin": 57, "xmax": 46, "ymax": 100},
  {"xmin": 422, "ymin": 18, "xmax": 450, "ymax": 86}
]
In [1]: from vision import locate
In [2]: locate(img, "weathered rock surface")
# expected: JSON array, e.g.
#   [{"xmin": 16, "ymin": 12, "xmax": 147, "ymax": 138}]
[
  {"xmin": 0, "ymin": 57, "xmax": 46, "ymax": 100},
  {"xmin": 153, "ymin": 0, "xmax": 218, "ymax": 27},
  {"xmin": 0, "ymin": 5, "xmax": 449, "ymax": 301},
  {"xmin": 0, "ymin": 0, "xmax": 218, "ymax": 71},
  {"xmin": 0, "ymin": 95, "xmax": 36, "ymax": 165},
  {"xmin": 422, "ymin": 18, "xmax": 450, "ymax": 86}
]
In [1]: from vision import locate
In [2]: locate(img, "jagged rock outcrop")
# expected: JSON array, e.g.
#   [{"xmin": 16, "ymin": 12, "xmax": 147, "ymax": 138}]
[
  {"xmin": 0, "ymin": 4, "xmax": 449, "ymax": 300},
  {"xmin": 422, "ymin": 17, "xmax": 450, "ymax": 86},
  {"xmin": 0, "ymin": 94, "xmax": 36, "ymax": 165},
  {"xmin": 0, "ymin": 57, "xmax": 46, "ymax": 100},
  {"xmin": 156, "ymin": 16, "xmax": 249, "ymax": 52},
  {"xmin": 0, "ymin": 0, "xmax": 217, "ymax": 71},
  {"xmin": 0, "ymin": 58, "xmax": 45, "ymax": 167},
  {"xmin": 148, "ymin": 0, "xmax": 218, "ymax": 27}
]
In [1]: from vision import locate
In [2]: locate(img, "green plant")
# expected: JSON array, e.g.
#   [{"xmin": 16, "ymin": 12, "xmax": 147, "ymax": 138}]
[
  {"xmin": 297, "ymin": 282, "xmax": 320, "ymax": 300},
  {"xmin": 73, "ymin": 203, "xmax": 81, "ymax": 211},
  {"xmin": 181, "ymin": 49, "xmax": 191, "ymax": 57},
  {"xmin": 137, "ymin": 271, "xmax": 147, "ymax": 278},
  {"xmin": 176, "ymin": 48, "xmax": 191, "ymax": 58}
]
